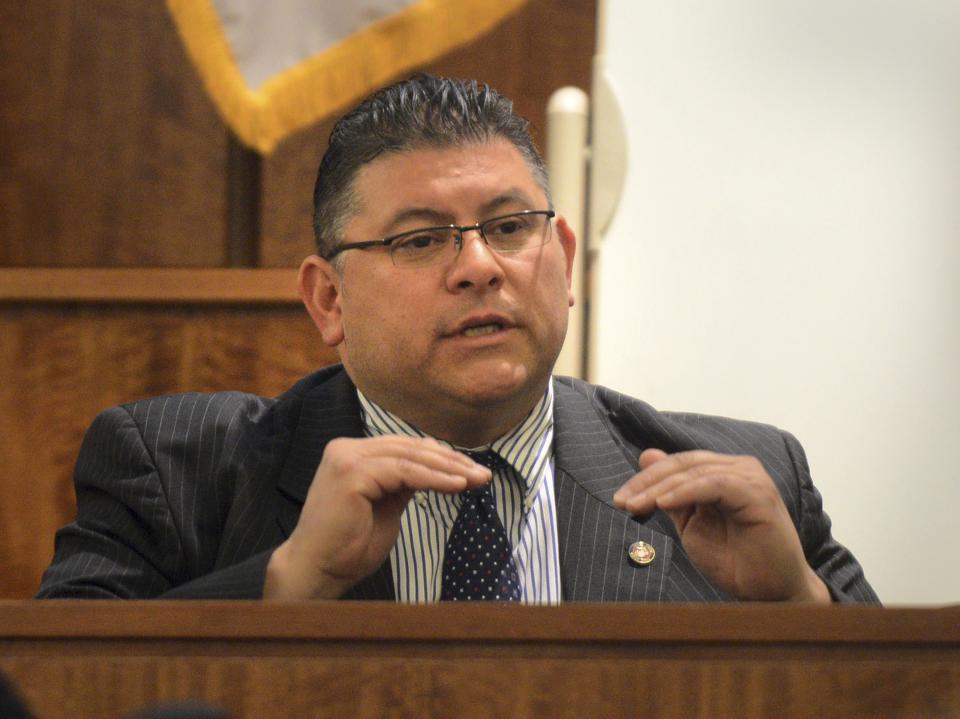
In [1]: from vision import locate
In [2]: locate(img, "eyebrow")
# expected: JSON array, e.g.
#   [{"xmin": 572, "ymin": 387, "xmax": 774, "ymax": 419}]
[
  {"xmin": 382, "ymin": 190, "xmax": 539, "ymax": 235},
  {"xmin": 385, "ymin": 208, "xmax": 452, "ymax": 231},
  {"xmin": 480, "ymin": 191, "xmax": 538, "ymax": 216}
]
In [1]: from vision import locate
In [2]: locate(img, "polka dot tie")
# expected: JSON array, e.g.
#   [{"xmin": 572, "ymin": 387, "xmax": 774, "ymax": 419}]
[{"xmin": 440, "ymin": 450, "xmax": 522, "ymax": 602}]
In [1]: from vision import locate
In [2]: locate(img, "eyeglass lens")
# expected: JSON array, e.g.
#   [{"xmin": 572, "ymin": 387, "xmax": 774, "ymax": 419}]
[{"xmin": 390, "ymin": 212, "xmax": 551, "ymax": 267}]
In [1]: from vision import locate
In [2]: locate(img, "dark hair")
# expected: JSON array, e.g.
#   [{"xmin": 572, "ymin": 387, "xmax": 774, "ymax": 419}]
[{"xmin": 312, "ymin": 73, "xmax": 551, "ymax": 260}]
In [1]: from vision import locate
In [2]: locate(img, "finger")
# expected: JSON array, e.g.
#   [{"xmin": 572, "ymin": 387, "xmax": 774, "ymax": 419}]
[
  {"xmin": 371, "ymin": 436, "xmax": 489, "ymax": 475},
  {"xmin": 618, "ymin": 450, "xmax": 737, "ymax": 495},
  {"xmin": 389, "ymin": 438, "xmax": 492, "ymax": 480},
  {"xmin": 639, "ymin": 448, "xmax": 668, "ymax": 469},
  {"xmin": 662, "ymin": 505, "xmax": 695, "ymax": 534},
  {"xmin": 326, "ymin": 436, "xmax": 491, "ymax": 483},
  {"xmin": 611, "ymin": 448, "xmax": 668, "ymax": 510},
  {"xmin": 353, "ymin": 455, "xmax": 491, "ymax": 500},
  {"xmin": 651, "ymin": 471, "xmax": 732, "ymax": 511},
  {"xmin": 653, "ymin": 470, "xmax": 773, "ymax": 519},
  {"xmin": 618, "ymin": 462, "xmax": 740, "ymax": 514},
  {"xmin": 613, "ymin": 450, "xmax": 739, "ymax": 510},
  {"xmin": 613, "ymin": 449, "xmax": 695, "ymax": 507}
]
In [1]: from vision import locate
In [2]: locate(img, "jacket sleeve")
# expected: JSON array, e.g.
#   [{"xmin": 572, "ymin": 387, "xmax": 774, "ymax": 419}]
[
  {"xmin": 36, "ymin": 404, "xmax": 274, "ymax": 599},
  {"xmin": 780, "ymin": 430, "xmax": 880, "ymax": 603}
]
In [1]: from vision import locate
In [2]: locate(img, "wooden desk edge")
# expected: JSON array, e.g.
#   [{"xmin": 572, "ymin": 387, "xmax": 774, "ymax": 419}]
[{"xmin": 0, "ymin": 268, "xmax": 301, "ymax": 304}]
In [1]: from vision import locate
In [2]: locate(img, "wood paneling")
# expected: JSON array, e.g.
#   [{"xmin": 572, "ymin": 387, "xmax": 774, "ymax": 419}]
[
  {"xmin": 0, "ymin": 304, "xmax": 337, "ymax": 598},
  {"xmin": 1, "ymin": 602, "xmax": 957, "ymax": 719},
  {"xmin": 0, "ymin": 1, "xmax": 228, "ymax": 266},
  {"xmin": 1, "ymin": 0, "xmax": 595, "ymax": 267},
  {"xmin": 259, "ymin": 0, "xmax": 597, "ymax": 266},
  {"xmin": 1, "ymin": 0, "xmax": 596, "ymax": 269},
  {"xmin": 6, "ymin": 653, "xmax": 956, "ymax": 719},
  {"xmin": 0, "ymin": 268, "xmax": 299, "ymax": 303}
]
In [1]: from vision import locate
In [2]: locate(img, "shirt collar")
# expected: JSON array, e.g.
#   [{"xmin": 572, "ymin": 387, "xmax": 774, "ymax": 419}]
[{"xmin": 357, "ymin": 383, "xmax": 555, "ymax": 490}]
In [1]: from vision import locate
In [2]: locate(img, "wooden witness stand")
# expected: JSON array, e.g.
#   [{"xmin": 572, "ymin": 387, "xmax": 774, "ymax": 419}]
[{"xmin": 0, "ymin": 602, "xmax": 957, "ymax": 718}]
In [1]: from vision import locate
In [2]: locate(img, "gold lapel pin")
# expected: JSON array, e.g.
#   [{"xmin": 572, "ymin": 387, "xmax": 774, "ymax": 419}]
[{"xmin": 628, "ymin": 541, "xmax": 656, "ymax": 567}]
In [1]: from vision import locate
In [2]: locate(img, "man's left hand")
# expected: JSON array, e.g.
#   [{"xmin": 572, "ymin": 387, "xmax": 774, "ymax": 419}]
[{"xmin": 613, "ymin": 449, "xmax": 830, "ymax": 603}]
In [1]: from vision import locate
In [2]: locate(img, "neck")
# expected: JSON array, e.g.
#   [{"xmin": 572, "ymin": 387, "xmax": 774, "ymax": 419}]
[
  {"xmin": 419, "ymin": 412, "xmax": 524, "ymax": 448},
  {"xmin": 358, "ymin": 385, "xmax": 548, "ymax": 448}
]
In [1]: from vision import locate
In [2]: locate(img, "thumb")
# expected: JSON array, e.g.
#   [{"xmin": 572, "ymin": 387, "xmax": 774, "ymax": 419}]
[{"xmin": 639, "ymin": 448, "xmax": 668, "ymax": 469}]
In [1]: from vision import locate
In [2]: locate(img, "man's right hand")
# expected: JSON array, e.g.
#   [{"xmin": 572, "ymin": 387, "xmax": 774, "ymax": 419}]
[{"xmin": 264, "ymin": 436, "xmax": 490, "ymax": 600}]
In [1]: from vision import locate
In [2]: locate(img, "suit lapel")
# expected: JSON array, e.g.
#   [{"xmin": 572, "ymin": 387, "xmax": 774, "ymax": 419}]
[
  {"xmin": 266, "ymin": 371, "xmax": 728, "ymax": 603},
  {"xmin": 551, "ymin": 378, "xmax": 726, "ymax": 602},
  {"xmin": 272, "ymin": 369, "xmax": 395, "ymax": 600}
]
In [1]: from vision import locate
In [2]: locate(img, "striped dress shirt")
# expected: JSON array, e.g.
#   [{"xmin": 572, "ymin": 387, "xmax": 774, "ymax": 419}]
[{"xmin": 358, "ymin": 386, "xmax": 562, "ymax": 604}]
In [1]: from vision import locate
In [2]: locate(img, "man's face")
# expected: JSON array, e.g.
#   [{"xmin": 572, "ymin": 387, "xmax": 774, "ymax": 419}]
[{"xmin": 302, "ymin": 138, "xmax": 575, "ymax": 444}]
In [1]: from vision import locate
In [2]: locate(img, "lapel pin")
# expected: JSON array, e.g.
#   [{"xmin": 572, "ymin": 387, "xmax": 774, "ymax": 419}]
[{"xmin": 628, "ymin": 541, "xmax": 656, "ymax": 567}]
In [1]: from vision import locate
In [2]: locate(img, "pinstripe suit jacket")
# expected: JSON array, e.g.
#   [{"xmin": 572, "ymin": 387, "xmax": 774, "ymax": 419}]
[{"xmin": 37, "ymin": 364, "xmax": 877, "ymax": 602}]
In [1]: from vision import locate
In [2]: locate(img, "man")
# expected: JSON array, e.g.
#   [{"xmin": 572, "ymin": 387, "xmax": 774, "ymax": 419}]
[{"xmin": 38, "ymin": 74, "xmax": 877, "ymax": 604}]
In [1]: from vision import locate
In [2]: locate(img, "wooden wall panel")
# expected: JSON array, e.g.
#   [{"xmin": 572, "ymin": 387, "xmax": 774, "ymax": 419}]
[
  {"xmin": 0, "ymin": 1, "xmax": 228, "ymax": 266},
  {"xmin": 6, "ymin": 653, "xmax": 958, "ymax": 719},
  {"xmin": 0, "ymin": 305, "xmax": 337, "ymax": 598},
  {"xmin": 259, "ymin": 0, "xmax": 597, "ymax": 267},
  {"xmin": 1, "ymin": 1, "xmax": 595, "ymax": 267}
]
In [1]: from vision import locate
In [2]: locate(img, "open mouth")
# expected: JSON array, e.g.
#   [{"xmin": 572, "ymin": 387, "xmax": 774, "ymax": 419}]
[{"xmin": 461, "ymin": 322, "xmax": 504, "ymax": 337}]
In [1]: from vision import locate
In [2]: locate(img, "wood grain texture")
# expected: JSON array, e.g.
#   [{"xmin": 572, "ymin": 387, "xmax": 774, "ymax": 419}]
[
  {"xmin": 0, "ymin": 305, "xmax": 337, "ymax": 599},
  {"xmin": 2, "ymin": 601, "xmax": 958, "ymax": 644},
  {"xmin": 0, "ymin": 268, "xmax": 300, "ymax": 303},
  {"xmin": 1, "ymin": 0, "xmax": 594, "ymax": 268},
  {"xmin": 0, "ymin": 603, "xmax": 957, "ymax": 719},
  {"xmin": 3, "ymin": 654, "xmax": 956, "ymax": 719},
  {"xmin": 0, "ymin": 1, "xmax": 228, "ymax": 266},
  {"xmin": 259, "ymin": 0, "xmax": 598, "ymax": 267}
]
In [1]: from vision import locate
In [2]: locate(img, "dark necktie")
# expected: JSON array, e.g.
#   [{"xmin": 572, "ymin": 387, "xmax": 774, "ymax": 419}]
[{"xmin": 440, "ymin": 451, "xmax": 522, "ymax": 601}]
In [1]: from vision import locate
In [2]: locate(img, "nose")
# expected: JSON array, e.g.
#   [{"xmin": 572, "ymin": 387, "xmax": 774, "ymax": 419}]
[{"xmin": 444, "ymin": 227, "xmax": 504, "ymax": 292}]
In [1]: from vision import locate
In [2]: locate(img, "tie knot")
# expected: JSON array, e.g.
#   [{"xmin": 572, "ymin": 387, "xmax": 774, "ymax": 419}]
[{"xmin": 463, "ymin": 449, "xmax": 508, "ymax": 470}]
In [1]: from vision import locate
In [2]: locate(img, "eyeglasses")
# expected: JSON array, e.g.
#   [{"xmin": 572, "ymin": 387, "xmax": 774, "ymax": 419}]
[{"xmin": 325, "ymin": 210, "xmax": 556, "ymax": 268}]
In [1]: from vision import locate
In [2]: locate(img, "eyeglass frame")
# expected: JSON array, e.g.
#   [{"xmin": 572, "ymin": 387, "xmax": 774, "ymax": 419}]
[{"xmin": 323, "ymin": 209, "xmax": 556, "ymax": 265}]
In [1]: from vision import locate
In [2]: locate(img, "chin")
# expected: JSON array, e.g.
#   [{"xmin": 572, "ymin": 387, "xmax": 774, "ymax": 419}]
[{"xmin": 448, "ymin": 362, "xmax": 546, "ymax": 407}]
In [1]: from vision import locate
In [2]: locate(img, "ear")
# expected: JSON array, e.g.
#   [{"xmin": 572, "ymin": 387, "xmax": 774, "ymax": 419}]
[
  {"xmin": 298, "ymin": 254, "xmax": 345, "ymax": 347},
  {"xmin": 554, "ymin": 215, "xmax": 578, "ymax": 308}
]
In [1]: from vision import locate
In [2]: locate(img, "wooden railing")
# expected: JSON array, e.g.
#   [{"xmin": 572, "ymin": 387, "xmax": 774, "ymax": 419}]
[{"xmin": 1, "ymin": 601, "xmax": 957, "ymax": 719}]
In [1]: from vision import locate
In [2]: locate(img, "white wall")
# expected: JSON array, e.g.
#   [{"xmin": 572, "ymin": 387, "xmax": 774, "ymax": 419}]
[{"xmin": 592, "ymin": 0, "xmax": 960, "ymax": 604}]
